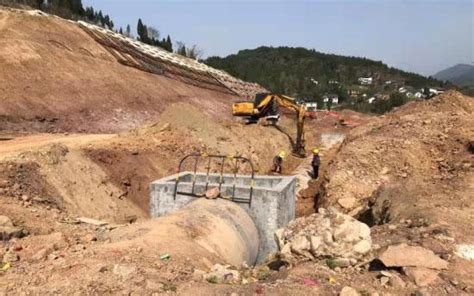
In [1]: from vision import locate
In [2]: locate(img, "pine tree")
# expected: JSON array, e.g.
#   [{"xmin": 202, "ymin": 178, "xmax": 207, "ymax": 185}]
[
  {"xmin": 119, "ymin": 27, "xmax": 123, "ymax": 35},
  {"xmin": 126, "ymin": 24, "xmax": 131, "ymax": 37},
  {"xmin": 166, "ymin": 35, "xmax": 173, "ymax": 52},
  {"xmin": 137, "ymin": 19, "xmax": 144, "ymax": 41}
]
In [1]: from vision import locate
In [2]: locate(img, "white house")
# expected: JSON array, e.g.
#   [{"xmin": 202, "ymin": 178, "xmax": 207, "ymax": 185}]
[
  {"xmin": 398, "ymin": 87, "xmax": 407, "ymax": 93},
  {"xmin": 304, "ymin": 102, "xmax": 318, "ymax": 110},
  {"xmin": 310, "ymin": 78, "xmax": 319, "ymax": 85},
  {"xmin": 368, "ymin": 97, "xmax": 376, "ymax": 104},
  {"xmin": 429, "ymin": 88, "xmax": 445, "ymax": 95},
  {"xmin": 358, "ymin": 77, "xmax": 373, "ymax": 85},
  {"xmin": 328, "ymin": 80, "xmax": 339, "ymax": 85},
  {"xmin": 323, "ymin": 94, "xmax": 339, "ymax": 104}
]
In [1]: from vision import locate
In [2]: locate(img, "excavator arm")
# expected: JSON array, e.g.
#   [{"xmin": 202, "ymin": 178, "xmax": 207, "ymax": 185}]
[{"xmin": 232, "ymin": 93, "xmax": 307, "ymax": 157}]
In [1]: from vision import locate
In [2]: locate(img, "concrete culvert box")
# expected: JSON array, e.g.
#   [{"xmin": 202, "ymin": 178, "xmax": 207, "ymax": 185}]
[{"xmin": 150, "ymin": 172, "xmax": 296, "ymax": 263}]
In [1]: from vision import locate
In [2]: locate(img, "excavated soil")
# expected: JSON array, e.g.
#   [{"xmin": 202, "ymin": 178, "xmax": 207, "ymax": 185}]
[{"xmin": 0, "ymin": 8, "xmax": 236, "ymax": 133}]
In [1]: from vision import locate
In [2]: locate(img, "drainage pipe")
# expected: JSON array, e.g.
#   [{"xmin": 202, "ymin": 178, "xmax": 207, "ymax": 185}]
[{"xmin": 106, "ymin": 198, "xmax": 260, "ymax": 267}]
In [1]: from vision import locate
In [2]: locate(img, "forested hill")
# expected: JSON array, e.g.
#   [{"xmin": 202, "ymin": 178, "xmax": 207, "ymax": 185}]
[{"xmin": 204, "ymin": 46, "xmax": 444, "ymax": 100}]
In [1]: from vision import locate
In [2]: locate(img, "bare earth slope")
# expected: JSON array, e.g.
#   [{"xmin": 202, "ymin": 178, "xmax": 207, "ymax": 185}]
[{"xmin": 0, "ymin": 8, "xmax": 237, "ymax": 133}]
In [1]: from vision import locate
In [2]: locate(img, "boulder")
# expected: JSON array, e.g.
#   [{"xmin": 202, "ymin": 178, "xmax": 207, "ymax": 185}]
[
  {"xmin": 337, "ymin": 198, "xmax": 357, "ymax": 210},
  {"xmin": 277, "ymin": 208, "xmax": 372, "ymax": 265},
  {"xmin": 204, "ymin": 264, "xmax": 240, "ymax": 284},
  {"xmin": 0, "ymin": 216, "xmax": 24, "ymax": 240},
  {"xmin": 353, "ymin": 240, "xmax": 371, "ymax": 255},
  {"xmin": 290, "ymin": 235, "xmax": 310, "ymax": 255},
  {"xmin": 340, "ymin": 286, "xmax": 360, "ymax": 296},
  {"xmin": 113, "ymin": 264, "xmax": 137, "ymax": 279},
  {"xmin": 0, "ymin": 216, "xmax": 13, "ymax": 227},
  {"xmin": 205, "ymin": 187, "xmax": 220, "ymax": 199},
  {"xmin": 404, "ymin": 267, "xmax": 439, "ymax": 287},
  {"xmin": 379, "ymin": 244, "xmax": 448, "ymax": 270}
]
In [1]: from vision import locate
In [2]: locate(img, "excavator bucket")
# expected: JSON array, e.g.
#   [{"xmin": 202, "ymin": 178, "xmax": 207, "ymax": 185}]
[{"xmin": 232, "ymin": 102, "xmax": 255, "ymax": 116}]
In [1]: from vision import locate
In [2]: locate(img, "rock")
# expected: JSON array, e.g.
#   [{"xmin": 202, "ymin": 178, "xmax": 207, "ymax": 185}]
[
  {"xmin": 205, "ymin": 187, "xmax": 220, "ymax": 199},
  {"xmin": 338, "ymin": 198, "xmax": 357, "ymax": 209},
  {"xmin": 389, "ymin": 273, "xmax": 406, "ymax": 289},
  {"xmin": 333, "ymin": 217, "xmax": 371, "ymax": 243},
  {"xmin": 0, "ymin": 226, "xmax": 24, "ymax": 240},
  {"xmin": 348, "ymin": 206, "xmax": 364, "ymax": 217},
  {"xmin": 3, "ymin": 250, "xmax": 19, "ymax": 262},
  {"xmin": 333, "ymin": 258, "xmax": 352, "ymax": 268},
  {"xmin": 0, "ymin": 216, "xmax": 24, "ymax": 240},
  {"xmin": 379, "ymin": 244, "xmax": 448, "ymax": 270},
  {"xmin": 159, "ymin": 123, "xmax": 171, "ymax": 132},
  {"xmin": 380, "ymin": 276, "xmax": 390, "ymax": 286},
  {"xmin": 340, "ymin": 286, "xmax": 359, "ymax": 296},
  {"xmin": 454, "ymin": 244, "xmax": 474, "ymax": 261},
  {"xmin": 279, "ymin": 208, "xmax": 372, "ymax": 265},
  {"xmin": 205, "ymin": 264, "xmax": 240, "ymax": 284},
  {"xmin": 290, "ymin": 235, "xmax": 310, "ymax": 255},
  {"xmin": 77, "ymin": 217, "xmax": 108, "ymax": 226},
  {"xmin": 405, "ymin": 267, "xmax": 439, "ymax": 287},
  {"xmin": 32, "ymin": 248, "xmax": 52, "ymax": 261},
  {"xmin": 280, "ymin": 243, "xmax": 292, "ymax": 257},
  {"xmin": 0, "ymin": 216, "xmax": 14, "ymax": 228},
  {"xmin": 274, "ymin": 228, "xmax": 285, "ymax": 249},
  {"xmin": 48, "ymin": 252, "xmax": 59, "ymax": 260},
  {"xmin": 353, "ymin": 240, "xmax": 371, "ymax": 255},
  {"xmin": 310, "ymin": 236, "xmax": 322, "ymax": 254},
  {"xmin": 113, "ymin": 264, "xmax": 137, "ymax": 279}
]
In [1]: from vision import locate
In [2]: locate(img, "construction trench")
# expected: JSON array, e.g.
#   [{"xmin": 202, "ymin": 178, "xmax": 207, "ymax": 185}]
[{"xmin": 146, "ymin": 133, "xmax": 345, "ymax": 267}]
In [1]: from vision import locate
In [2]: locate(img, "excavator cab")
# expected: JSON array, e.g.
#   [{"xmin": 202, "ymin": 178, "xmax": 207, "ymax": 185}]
[
  {"xmin": 232, "ymin": 93, "xmax": 306, "ymax": 157},
  {"xmin": 233, "ymin": 93, "xmax": 280, "ymax": 124}
]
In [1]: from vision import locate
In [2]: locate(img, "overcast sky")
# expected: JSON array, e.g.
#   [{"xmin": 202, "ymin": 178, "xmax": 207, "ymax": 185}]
[{"xmin": 83, "ymin": 0, "xmax": 473, "ymax": 76}]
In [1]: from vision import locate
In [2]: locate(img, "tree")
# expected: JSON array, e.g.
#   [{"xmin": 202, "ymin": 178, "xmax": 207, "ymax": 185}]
[
  {"xmin": 126, "ymin": 24, "xmax": 132, "ymax": 37},
  {"xmin": 176, "ymin": 42, "xmax": 187, "ymax": 56},
  {"xmin": 137, "ymin": 19, "xmax": 147, "ymax": 42},
  {"xmin": 147, "ymin": 26, "xmax": 160, "ymax": 40},
  {"xmin": 119, "ymin": 27, "xmax": 123, "ymax": 35},
  {"xmin": 176, "ymin": 42, "xmax": 202, "ymax": 59},
  {"xmin": 165, "ymin": 35, "xmax": 173, "ymax": 52}
]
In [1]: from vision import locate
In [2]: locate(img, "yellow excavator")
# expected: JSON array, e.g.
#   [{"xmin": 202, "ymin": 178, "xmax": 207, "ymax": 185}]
[{"xmin": 232, "ymin": 93, "xmax": 306, "ymax": 157}]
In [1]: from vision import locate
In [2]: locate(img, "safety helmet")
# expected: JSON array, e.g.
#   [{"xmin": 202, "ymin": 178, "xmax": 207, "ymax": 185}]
[
  {"xmin": 278, "ymin": 150, "xmax": 287, "ymax": 158},
  {"xmin": 312, "ymin": 148, "xmax": 319, "ymax": 155}
]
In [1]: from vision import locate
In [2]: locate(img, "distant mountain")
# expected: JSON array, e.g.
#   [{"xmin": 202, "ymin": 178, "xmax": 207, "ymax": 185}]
[
  {"xmin": 433, "ymin": 64, "xmax": 474, "ymax": 87},
  {"xmin": 204, "ymin": 46, "xmax": 444, "ymax": 101}
]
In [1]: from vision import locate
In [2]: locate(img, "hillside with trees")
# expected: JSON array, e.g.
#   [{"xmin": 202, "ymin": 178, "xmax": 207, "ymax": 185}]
[
  {"xmin": 205, "ymin": 46, "xmax": 448, "ymax": 112},
  {"xmin": 0, "ymin": 0, "xmax": 179, "ymax": 54}
]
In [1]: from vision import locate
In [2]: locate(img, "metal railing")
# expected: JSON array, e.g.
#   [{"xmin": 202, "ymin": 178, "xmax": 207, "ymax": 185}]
[{"xmin": 173, "ymin": 153, "xmax": 256, "ymax": 206}]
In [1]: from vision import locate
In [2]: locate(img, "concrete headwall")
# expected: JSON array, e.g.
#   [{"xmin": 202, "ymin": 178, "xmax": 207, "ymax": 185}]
[{"xmin": 150, "ymin": 172, "xmax": 296, "ymax": 263}]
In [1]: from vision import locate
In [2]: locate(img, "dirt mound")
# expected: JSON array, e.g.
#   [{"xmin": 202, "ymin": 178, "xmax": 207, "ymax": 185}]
[
  {"xmin": 325, "ymin": 92, "xmax": 474, "ymax": 210},
  {"xmin": 321, "ymin": 90, "xmax": 473, "ymax": 240},
  {"xmin": 0, "ymin": 8, "xmax": 242, "ymax": 133}
]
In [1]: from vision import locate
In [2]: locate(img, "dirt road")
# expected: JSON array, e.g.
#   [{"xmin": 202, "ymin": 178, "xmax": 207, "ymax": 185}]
[{"xmin": 0, "ymin": 134, "xmax": 114, "ymax": 160}]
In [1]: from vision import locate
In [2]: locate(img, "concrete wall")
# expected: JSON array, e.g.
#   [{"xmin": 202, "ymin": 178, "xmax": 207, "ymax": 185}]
[{"xmin": 150, "ymin": 172, "xmax": 296, "ymax": 263}]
